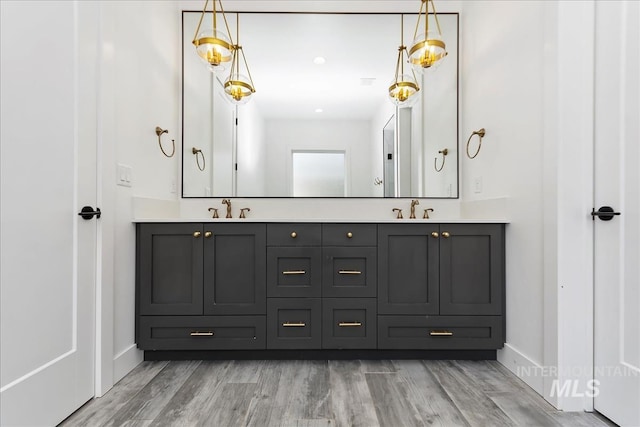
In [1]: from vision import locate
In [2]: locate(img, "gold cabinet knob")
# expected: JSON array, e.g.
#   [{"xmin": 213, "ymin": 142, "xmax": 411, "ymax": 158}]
[
  {"xmin": 193, "ymin": 231, "xmax": 201, "ymax": 238},
  {"xmin": 204, "ymin": 231, "xmax": 212, "ymax": 238},
  {"xmin": 290, "ymin": 231, "xmax": 297, "ymax": 238},
  {"xmin": 347, "ymin": 232, "xmax": 353, "ymax": 238},
  {"xmin": 431, "ymin": 232, "xmax": 439, "ymax": 238},
  {"xmin": 442, "ymin": 231, "xmax": 451, "ymax": 238}
]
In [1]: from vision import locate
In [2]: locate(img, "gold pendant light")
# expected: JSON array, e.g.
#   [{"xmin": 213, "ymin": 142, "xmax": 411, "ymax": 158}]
[
  {"xmin": 193, "ymin": 0, "xmax": 233, "ymax": 72},
  {"xmin": 389, "ymin": 14, "xmax": 420, "ymax": 107},
  {"xmin": 409, "ymin": 0, "xmax": 447, "ymax": 71},
  {"xmin": 224, "ymin": 14, "xmax": 256, "ymax": 105}
]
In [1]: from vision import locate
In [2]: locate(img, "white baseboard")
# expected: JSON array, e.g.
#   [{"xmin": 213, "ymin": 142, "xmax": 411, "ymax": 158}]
[
  {"xmin": 498, "ymin": 343, "xmax": 546, "ymax": 399},
  {"xmin": 113, "ymin": 344, "xmax": 143, "ymax": 384}
]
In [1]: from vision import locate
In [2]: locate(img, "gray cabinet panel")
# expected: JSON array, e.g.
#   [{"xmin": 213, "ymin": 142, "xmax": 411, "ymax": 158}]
[
  {"xmin": 203, "ymin": 224, "xmax": 266, "ymax": 315},
  {"xmin": 322, "ymin": 298, "xmax": 376, "ymax": 349},
  {"xmin": 322, "ymin": 223, "xmax": 376, "ymax": 246},
  {"xmin": 439, "ymin": 224, "xmax": 504, "ymax": 315},
  {"xmin": 267, "ymin": 298, "xmax": 321, "ymax": 349},
  {"xmin": 378, "ymin": 316, "xmax": 503, "ymax": 350},
  {"xmin": 267, "ymin": 247, "xmax": 322, "ymax": 297},
  {"xmin": 267, "ymin": 223, "xmax": 321, "ymax": 246},
  {"xmin": 378, "ymin": 224, "xmax": 440, "ymax": 315},
  {"xmin": 138, "ymin": 316, "xmax": 265, "ymax": 350},
  {"xmin": 138, "ymin": 223, "xmax": 203, "ymax": 315},
  {"xmin": 322, "ymin": 247, "xmax": 376, "ymax": 297}
]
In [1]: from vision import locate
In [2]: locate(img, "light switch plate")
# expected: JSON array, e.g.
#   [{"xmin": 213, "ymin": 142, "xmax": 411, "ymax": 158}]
[{"xmin": 117, "ymin": 164, "xmax": 132, "ymax": 187}]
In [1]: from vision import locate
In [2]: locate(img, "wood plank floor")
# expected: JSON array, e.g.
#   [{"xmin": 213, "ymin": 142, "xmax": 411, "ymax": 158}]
[{"xmin": 60, "ymin": 360, "xmax": 616, "ymax": 427}]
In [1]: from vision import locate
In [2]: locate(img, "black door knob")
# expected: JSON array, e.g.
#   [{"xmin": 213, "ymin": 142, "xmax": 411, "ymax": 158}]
[
  {"xmin": 591, "ymin": 206, "xmax": 621, "ymax": 221},
  {"xmin": 78, "ymin": 206, "xmax": 101, "ymax": 220}
]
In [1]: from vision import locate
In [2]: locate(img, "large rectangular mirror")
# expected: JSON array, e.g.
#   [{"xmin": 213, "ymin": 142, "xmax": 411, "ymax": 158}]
[{"xmin": 182, "ymin": 12, "xmax": 458, "ymax": 198}]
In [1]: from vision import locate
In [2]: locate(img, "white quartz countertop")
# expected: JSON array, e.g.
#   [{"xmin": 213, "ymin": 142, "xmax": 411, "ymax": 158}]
[{"xmin": 132, "ymin": 218, "xmax": 509, "ymax": 224}]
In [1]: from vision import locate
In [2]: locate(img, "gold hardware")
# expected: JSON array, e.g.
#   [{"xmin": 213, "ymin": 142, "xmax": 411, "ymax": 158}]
[
  {"xmin": 410, "ymin": 199, "xmax": 420, "ymax": 219},
  {"xmin": 434, "ymin": 148, "xmax": 448, "ymax": 172},
  {"xmin": 223, "ymin": 13, "xmax": 256, "ymax": 104},
  {"xmin": 431, "ymin": 232, "xmax": 439, "ymax": 238},
  {"xmin": 192, "ymin": 147, "xmax": 206, "ymax": 171},
  {"xmin": 424, "ymin": 208, "xmax": 434, "ymax": 219},
  {"xmin": 221, "ymin": 199, "xmax": 232, "ymax": 218},
  {"xmin": 442, "ymin": 231, "xmax": 450, "ymax": 238},
  {"xmin": 282, "ymin": 270, "xmax": 306, "ymax": 275},
  {"xmin": 193, "ymin": 231, "xmax": 202, "ymax": 238},
  {"xmin": 466, "ymin": 128, "xmax": 486, "ymax": 159},
  {"xmin": 290, "ymin": 231, "xmax": 297, "ymax": 238},
  {"xmin": 190, "ymin": 331, "xmax": 214, "ymax": 336},
  {"xmin": 204, "ymin": 231, "xmax": 212, "ymax": 238},
  {"xmin": 409, "ymin": 0, "xmax": 448, "ymax": 70},
  {"xmin": 430, "ymin": 330, "xmax": 453, "ymax": 336},
  {"xmin": 338, "ymin": 270, "xmax": 362, "ymax": 275},
  {"xmin": 338, "ymin": 322, "xmax": 362, "ymax": 327},
  {"xmin": 282, "ymin": 322, "xmax": 306, "ymax": 327},
  {"xmin": 208, "ymin": 208, "xmax": 219, "ymax": 219},
  {"xmin": 392, "ymin": 208, "xmax": 403, "ymax": 219},
  {"xmin": 347, "ymin": 232, "xmax": 353, "ymax": 238},
  {"xmin": 240, "ymin": 208, "xmax": 251, "ymax": 218},
  {"xmin": 155, "ymin": 126, "xmax": 175, "ymax": 158},
  {"xmin": 192, "ymin": 0, "xmax": 234, "ymax": 71}
]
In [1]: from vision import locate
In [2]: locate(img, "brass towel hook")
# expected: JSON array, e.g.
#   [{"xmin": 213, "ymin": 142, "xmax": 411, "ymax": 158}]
[
  {"xmin": 434, "ymin": 148, "xmax": 448, "ymax": 172},
  {"xmin": 155, "ymin": 126, "xmax": 175, "ymax": 158},
  {"xmin": 192, "ymin": 147, "xmax": 206, "ymax": 171},
  {"xmin": 466, "ymin": 128, "xmax": 486, "ymax": 159}
]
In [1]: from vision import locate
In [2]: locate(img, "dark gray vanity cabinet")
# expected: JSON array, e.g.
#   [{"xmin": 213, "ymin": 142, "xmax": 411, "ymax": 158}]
[
  {"xmin": 377, "ymin": 223, "xmax": 505, "ymax": 350},
  {"xmin": 136, "ymin": 223, "xmax": 266, "ymax": 351}
]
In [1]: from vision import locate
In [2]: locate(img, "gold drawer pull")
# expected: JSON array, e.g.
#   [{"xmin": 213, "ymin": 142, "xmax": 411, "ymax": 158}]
[
  {"xmin": 290, "ymin": 231, "xmax": 297, "ymax": 238},
  {"xmin": 193, "ymin": 231, "xmax": 201, "ymax": 238},
  {"xmin": 430, "ymin": 330, "xmax": 453, "ymax": 337},
  {"xmin": 204, "ymin": 231, "xmax": 212, "ymax": 238},
  {"xmin": 282, "ymin": 270, "xmax": 306, "ymax": 275},
  {"xmin": 338, "ymin": 270, "xmax": 362, "ymax": 275},
  {"xmin": 347, "ymin": 232, "xmax": 353, "ymax": 238},
  {"xmin": 442, "ymin": 231, "xmax": 451, "ymax": 238},
  {"xmin": 190, "ymin": 331, "xmax": 214, "ymax": 337},
  {"xmin": 282, "ymin": 322, "xmax": 306, "ymax": 327},
  {"xmin": 338, "ymin": 322, "xmax": 362, "ymax": 327}
]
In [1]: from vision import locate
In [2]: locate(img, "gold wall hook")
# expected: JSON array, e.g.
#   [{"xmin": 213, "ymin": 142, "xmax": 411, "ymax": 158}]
[
  {"xmin": 155, "ymin": 126, "xmax": 175, "ymax": 158},
  {"xmin": 434, "ymin": 148, "xmax": 448, "ymax": 172},
  {"xmin": 192, "ymin": 147, "xmax": 206, "ymax": 171},
  {"xmin": 466, "ymin": 128, "xmax": 486, "ymax": 159}
]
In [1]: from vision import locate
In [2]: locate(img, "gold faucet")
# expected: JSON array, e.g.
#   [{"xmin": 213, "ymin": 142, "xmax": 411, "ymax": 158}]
[
  {"xmin": 392, "ymin": 208, "xmax": 403, "ymax": 219},
  {"xmin": 410, "ymin": 199, "xmax": 420, "ymax": 219},
  {"xmin": 240, "ymin": 208, "xmax": 251, "ymax": 219},
  {"xmin": 423, "ymin": 208, "xmax": 434, "ymax": 219},
  {"xmin": 221, "ymin": 199, "xmax": 232, "ymax": 218},
  {"xmin": 208, "ymin": 207, "xmax": 219, "ymax": 218}
]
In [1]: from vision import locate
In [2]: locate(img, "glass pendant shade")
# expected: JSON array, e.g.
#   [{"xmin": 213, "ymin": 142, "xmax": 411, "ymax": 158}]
[
  {"xmin": 409, "ymin": 0, "xmax": 447, "ymax": 72},
  {"xmin": 194, "ymin": 29, "xmax": 233, "ymax": 71},
  {"xmin": 388, "ymin": 74, "xmax": 420, "ymax": 107},
  {"xmin": 193, "ymin": 0, "xmax": 233, "ymax": 72},
  {"xmin": 224, "ymin": 73, "xmax": 254, "ymax": 105}
]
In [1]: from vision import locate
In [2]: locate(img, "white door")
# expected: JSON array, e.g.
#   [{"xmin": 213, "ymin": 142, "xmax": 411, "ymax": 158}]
[
  {"xmin": 0, "ymin": 1, "xmax": 99, "ymax": 425},
  {"xmin": 593, "ymin": 1, "xmax": 640, "ymax": 426}
]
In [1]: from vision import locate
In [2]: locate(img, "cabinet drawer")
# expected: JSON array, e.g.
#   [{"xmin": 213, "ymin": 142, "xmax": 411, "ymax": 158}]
[
  {"xmin": 267, "ymin": 298, "xmax": 321, "ymax": 349},
  {"xmin": 378, "ymin": 316, "xmax": 503, "ymax": 350},
  {"xmin": 323, "ymin": 247, "xmax": 376, "ymax": 297},
  {"xmin": 322, "ymin": 224, "xmax": 376, "ymax": 246},
  {"xmin": 267, "ymin": 247, "xmax": 322, "ymax": 297},
  {"xmin": 267, "ymin": 224, "xmax": 321, "ymax": 246},
  {"xmin": 322, "ymin": 298, "xmax": 376, "ymax": 349},
  {"xmin": 137, "ymin": 316, "xmax": 265, "ymax": 350}
]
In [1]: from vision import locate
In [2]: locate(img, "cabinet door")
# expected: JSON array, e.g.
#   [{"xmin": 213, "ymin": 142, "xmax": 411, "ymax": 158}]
[
  {"xmin": 378, "ymin": 224, "xmax": 440, "ymax": 315},
  {"xmin": 267, "ymin": 298, "xmax": 322, "ymax": 349},
  {"xmin": 322, "ymin": 298, "xmax": 377, "ymax": 349},
  {"xmin": 323, "ymin": 247, "xmax": 376, "ymax": 297},
  {"xmin": 138, "ymin": 223, "xmax": 203, "ymax": 315},
  {"xmin": 203, "ymin": 224, "xmax": 266, "ymax": 315},
  {"xmin": 439, "ymin": 224, "xmax": 504, "ymax": 315},
  {"xmin": 267, "ymin": 247, "xmax": 322, "ymax": 297}
]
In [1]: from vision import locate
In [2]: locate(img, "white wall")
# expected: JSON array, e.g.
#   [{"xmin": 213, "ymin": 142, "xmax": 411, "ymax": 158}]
[
  {"xmin": 99, "ymin": 0, "xmax": 181, "ymax": 391},
  {"xmin": 237, "ymin": 100, "xmax": 267, "ymax": 196},
  {"xmin": 264, "ymin": 119, "xmax": 374, "ymax": 197}
]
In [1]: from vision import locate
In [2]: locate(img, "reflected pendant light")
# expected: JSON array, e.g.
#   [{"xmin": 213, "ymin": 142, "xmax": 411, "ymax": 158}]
[
  {"xmin": 409, "ymin": 0, "xmax": 447, "ymax": 71},
  {"xmin": 224, "ymin": 14, "xmax": 256, "ymax": 105},
  {"xmin": 388, "ymin": 14, "xmax": 420, "ymax": 107},
  {"xmin": 193, "ymin": 0, "xmax": 233, "ymax": 72}
]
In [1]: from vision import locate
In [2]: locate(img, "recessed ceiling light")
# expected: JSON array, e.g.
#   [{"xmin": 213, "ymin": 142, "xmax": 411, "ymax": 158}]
[
  {"xmin": 315, "ymin": 108, "xmax": 324, "ymax": 113},
  {"xmin": 313, "ymin": 56, "xmax": 326, "ymax": 65}
]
